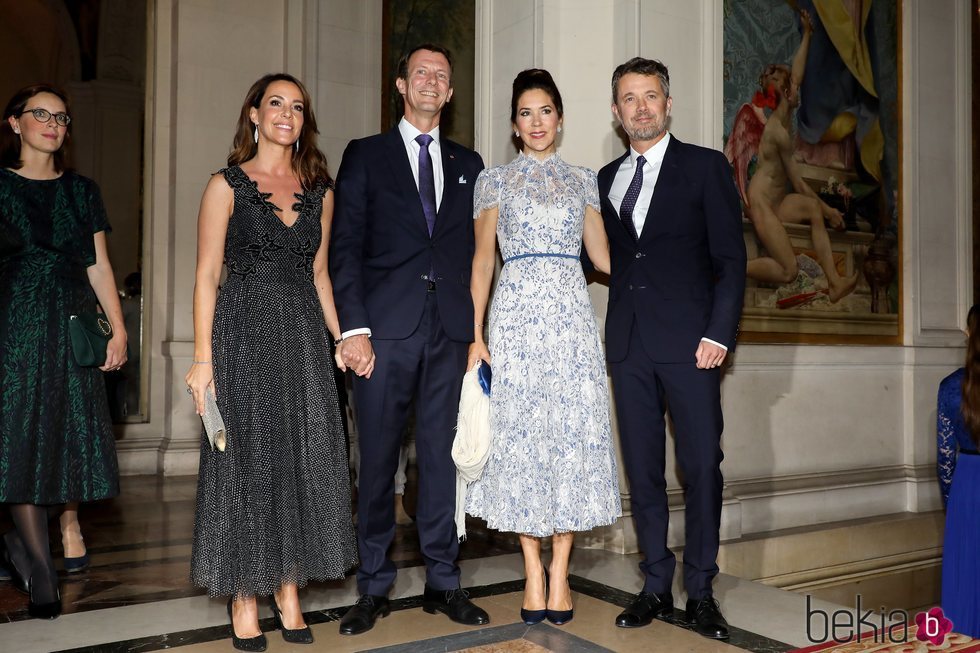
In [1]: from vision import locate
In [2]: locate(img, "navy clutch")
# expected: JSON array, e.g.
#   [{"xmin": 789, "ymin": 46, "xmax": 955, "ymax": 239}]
[{"xmin": 477, "ymin": 360, "xmax": 492, "ymax": 396}]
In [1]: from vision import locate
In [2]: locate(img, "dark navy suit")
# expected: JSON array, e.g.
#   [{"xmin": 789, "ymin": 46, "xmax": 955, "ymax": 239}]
[
  {"xmin": 330, "ymin": 127, "xmax": 484, "ymax": 595},
  {"xmin": 598, "ymin": 135, "xmax": 745, "ymax": 599}
]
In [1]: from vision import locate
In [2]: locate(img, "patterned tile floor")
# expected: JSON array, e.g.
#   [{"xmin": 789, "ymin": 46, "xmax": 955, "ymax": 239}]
[{"xmin": 0, "ymin": 475, "xmax": 954, "ymax": 652}]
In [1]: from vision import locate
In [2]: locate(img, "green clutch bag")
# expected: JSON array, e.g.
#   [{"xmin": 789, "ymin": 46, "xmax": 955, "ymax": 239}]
[{"xmin": 69, "ymin": 312, "xmax": 113, "ymax": 367}]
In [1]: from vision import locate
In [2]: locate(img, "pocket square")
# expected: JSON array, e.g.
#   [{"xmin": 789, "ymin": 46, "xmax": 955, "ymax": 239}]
[{"xmin": 458, "ymin": 175, "xmax": 467, "ymax": 184}]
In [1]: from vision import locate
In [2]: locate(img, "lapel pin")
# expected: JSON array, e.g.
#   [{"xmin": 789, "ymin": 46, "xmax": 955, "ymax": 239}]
[{"xmin": 458, "ymin": 175, "xmax": 467, "ymax": 184}]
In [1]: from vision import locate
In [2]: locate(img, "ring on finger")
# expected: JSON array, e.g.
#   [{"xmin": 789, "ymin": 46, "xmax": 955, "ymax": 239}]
[{"xmin": 186, "ymin": 387, "xmax": 193, "ymax": 395}]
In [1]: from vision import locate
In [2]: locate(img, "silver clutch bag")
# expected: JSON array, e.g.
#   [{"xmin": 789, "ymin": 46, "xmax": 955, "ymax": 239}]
[{"xmin": 202, "ymin": 388, "xmax": 226, "ymax": 452}]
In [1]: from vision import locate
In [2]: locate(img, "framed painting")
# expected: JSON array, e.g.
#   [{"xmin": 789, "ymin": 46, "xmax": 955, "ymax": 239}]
[
  {"xmin": 723, "ymin": 0, "xmax": 901, "ymax": 343},
  {"xmin": 382, "ymin": 0, "xmax": 475, "ymax": 148}
]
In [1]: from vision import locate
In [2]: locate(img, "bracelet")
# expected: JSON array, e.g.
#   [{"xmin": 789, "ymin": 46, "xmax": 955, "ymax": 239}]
[
  {"xmin": 333, "ymin": 338, "xmax": 343, "ymax": 346},
  {"xmin": 192, "ymin": 360, "xmax": 211, "ymax": 365}
]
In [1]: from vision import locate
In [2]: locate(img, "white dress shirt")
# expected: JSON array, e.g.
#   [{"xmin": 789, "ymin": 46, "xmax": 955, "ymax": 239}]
[
  {"xmin": 398, "ymin": 117, "xmax": 444, "ymax": 211},
  {"xmin": 607, "ymin": 132, "xmax": 670, "ymax": 237},
  {"xmin": 341, "ymin": 119, "xmax": 445, "ymax": 341},
  {"xmin": 608, "ymin": 132, "xmax": 727, "ymax": 352}
]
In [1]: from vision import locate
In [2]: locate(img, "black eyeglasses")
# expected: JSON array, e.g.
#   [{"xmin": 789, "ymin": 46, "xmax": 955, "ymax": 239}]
[{"xmin": 20, "ymin": 108, "xmax": 71, "ymax": 127}]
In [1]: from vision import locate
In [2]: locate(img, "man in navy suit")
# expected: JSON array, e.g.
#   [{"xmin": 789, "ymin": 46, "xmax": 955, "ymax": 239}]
[
  {"xmin": 599, "ymin": 57, "xmax": 746, "ymax": 640},
  {"xmin": 329, "ymin": 43, "xmax": 488, "ymax": 635}
]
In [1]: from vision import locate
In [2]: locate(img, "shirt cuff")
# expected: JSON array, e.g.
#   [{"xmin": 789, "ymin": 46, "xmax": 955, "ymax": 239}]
[
  {"xmin": 341, "ymin": 328, "xmax": 372, "ymax": 340},
  {"xmin": 701, "ymin": 337, "xmax": 728, "ymax": 351}
]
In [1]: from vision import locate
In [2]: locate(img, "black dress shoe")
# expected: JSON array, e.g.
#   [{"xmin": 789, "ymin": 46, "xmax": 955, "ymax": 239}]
[
  {"xmin": 422, "ymin": 585, "xmax": 489, "ymax": 626},
  {"xmin": 270, "ymin": 594, "xmax": 313, "ymax": 644},
  {"xmin": 226, "ymin": 598, "xmax": 267, "ymax": 651},
  {"xmin": 339, "ymin": 594, "xmax": 390, "ymax": 635},
  {"xmin": 684, "ymin": 596, "xmax": 730, "ymax": 640},
  {"xmin": 615, "ymin": 591, "xmax": 674, "ymax": 628}
]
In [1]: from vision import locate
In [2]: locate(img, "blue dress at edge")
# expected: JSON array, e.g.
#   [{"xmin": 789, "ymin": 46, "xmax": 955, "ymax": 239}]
[{"xmin": 937, "ymin": 367, "xmax": 980, "ymax": 638}]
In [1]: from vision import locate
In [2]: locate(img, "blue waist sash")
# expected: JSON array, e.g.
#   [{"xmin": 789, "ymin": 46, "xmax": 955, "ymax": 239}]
[{"xmin": 503, "ymin": 253, "xmax": 579, "ymax": 264}]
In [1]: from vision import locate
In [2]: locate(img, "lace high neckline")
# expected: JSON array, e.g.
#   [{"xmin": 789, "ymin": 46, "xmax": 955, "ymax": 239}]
[{"xmin": 518, "ymin": 151, "xmax": 560, "ymax": 166}]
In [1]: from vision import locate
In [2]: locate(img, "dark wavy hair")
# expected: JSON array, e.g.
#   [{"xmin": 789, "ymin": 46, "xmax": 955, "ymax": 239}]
[
  {"xmin": 510, "ymin": 69, "xmax": 564, "ymax": 123},
  {"xmin": 611, "ymin": 57, "xmax": 671, "ymax": 105},
  {"xmin": 0, "ymin": 83, "xmax": 72, "ymax": 172},
  {"xmin": 396, "ymin": 43, "xmax": 454, "ymax": 82},
  {"xmin": 227, "ymin": 73, "xmax": 331, "ymax": 190},
  {"xmin": 961, "ymin": 304, "xmax": 980, "ymax": 446}
]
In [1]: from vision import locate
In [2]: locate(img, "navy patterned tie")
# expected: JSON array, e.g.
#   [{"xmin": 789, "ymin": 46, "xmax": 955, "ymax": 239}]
[
  {"xmin": 416, "ymin": 133, "xmax": 437, "ymax": 236},
  {"xmin": 618, "ymin": 155, "xmax": 646, "ymax": 241}
]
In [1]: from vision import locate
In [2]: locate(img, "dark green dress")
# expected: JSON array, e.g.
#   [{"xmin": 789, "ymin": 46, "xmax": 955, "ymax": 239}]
[{"xmin": 0, "ymin": 169, "xmax": 119, "ymax": 504}]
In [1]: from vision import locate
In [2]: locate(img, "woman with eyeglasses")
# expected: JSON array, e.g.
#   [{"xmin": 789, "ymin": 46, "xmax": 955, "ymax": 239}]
[{"xmin": 0, "ymin": 84, "xmax": 126, "ymax": 619}]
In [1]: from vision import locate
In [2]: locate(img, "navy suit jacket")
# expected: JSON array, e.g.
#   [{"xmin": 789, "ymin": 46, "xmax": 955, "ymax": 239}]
[
  {"xmin": 598, "ymin": 136, "xmax": 746, "ymax": 363},
  {"xmin": 330, "ymin": 128, "xmax": 485, "ymax": 342}
]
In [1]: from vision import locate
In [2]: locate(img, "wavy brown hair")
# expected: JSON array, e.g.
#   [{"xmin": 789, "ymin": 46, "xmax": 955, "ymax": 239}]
[
  {"xmin": 227, "ymin": 73, "xmax": 331, "ymax": 190},
  {"xmin": 961, "ymin": 304, "xmax": 980, "ymax": 446},
  {"xmin": 1, "ymin": 83, "xmax": 72, "ymax": 172}
]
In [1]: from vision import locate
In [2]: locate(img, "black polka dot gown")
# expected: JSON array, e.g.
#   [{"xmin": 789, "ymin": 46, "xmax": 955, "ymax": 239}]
[{"xmin": 191, "ymin": 166, "xmax": 357, "ymax": 597}]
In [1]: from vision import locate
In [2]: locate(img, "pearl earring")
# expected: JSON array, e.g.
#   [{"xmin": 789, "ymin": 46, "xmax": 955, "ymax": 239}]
[
  {"xmin": 514, "ymin": 131, "xmax": 519, "ymax": 138},
  {"xmin": 13, "ymin": 128, "xmax": 20, "ymax": 134},
  {"xmin": 253, "ymin": 125, "xmax": 258, "ymax": 143}
]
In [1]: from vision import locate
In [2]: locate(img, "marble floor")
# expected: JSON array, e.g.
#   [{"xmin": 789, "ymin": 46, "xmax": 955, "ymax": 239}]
[{"xmin": 0, "ymin": 475, "xmax": 959, "ymax": 652}]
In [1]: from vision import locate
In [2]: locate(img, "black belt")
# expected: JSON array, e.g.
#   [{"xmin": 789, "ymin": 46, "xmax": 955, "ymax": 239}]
[{"xmin": 961, "ymin": 448, "xmax": 980, "ymax": 456}]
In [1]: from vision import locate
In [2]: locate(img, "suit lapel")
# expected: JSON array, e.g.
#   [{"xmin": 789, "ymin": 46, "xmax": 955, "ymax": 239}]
[
  {"xmin": 434, "ymin": 140, "xmax": 460, "ymax": 237},
  {"xmin": 638, "ymin": 135, "xmax": 682, "ymax": 243},
  {"xmin": 602, "ymin": 151, "xmax": 633, "ymax": 241},
  {"xmin": 382, "ymin": 128, "xmax": 430, "ymax": 236}
]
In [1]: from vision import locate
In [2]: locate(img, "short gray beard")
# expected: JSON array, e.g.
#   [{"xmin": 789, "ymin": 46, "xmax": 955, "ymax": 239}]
[{"xmin": 625, "ymin": 122, "xmax": 665, "ymax": 142}]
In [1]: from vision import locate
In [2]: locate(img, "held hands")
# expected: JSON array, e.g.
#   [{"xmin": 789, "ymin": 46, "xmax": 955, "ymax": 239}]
[
  {"xmin": 695, "ymin": 340, "xmax": 727, "ymax": 370},
  {"xmin": 100, "ymin": 331, "xmax": 128, "ymax": 372},
  {"xmin": 341, "ymin": 334, "xmax": 376, "ymax": 378},
  {"xmin": 184, "ymin": 362, "xmax": 215, "ymax": 417},
  {"xmin": 467, "ymin": 340, "xmax": 491, "ymax": 371}
]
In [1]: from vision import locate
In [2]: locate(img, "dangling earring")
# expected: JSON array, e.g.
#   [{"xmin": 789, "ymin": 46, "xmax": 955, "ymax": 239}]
[
  {"xmin": 514, "ymin": 131, "xmax": 519, "ymax": 138},
  {"xmin": 557, "ymin": 125, "xmax": 563, "ymax": 134},
  {"xmin": 253, "ymin": 125, "xmax": 258, "ymax": 143},
  {"xmin": 294, "ymin": 140, "xmax": 299, "ymax": 153}
]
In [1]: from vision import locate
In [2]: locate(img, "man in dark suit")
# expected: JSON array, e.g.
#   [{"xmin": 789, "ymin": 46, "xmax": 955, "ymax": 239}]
[
  {"xmin": 599, "ymin": 57, "xmax": 746, "ymax": 640},
  {"xmin": 329, "ymin": 43, "xmax": 489, "ymax": 636}
]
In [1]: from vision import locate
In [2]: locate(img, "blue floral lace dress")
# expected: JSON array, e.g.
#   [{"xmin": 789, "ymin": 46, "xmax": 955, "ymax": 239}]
[
  {"xmin": 937, "ymin": 367, "xmax": 980, "ymax": 637},
  {"xmin": 465, "ymin": 152, "xmax": 622, "ymax": 537}
]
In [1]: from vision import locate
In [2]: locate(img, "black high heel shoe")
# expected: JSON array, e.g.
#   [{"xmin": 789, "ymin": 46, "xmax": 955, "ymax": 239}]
[
  {"xmin": 0, "ymin": 535, "xmax": 28, "ymax": 595},
  {"xmin": 270, "ymin": 593, "xmax": 313, "ymax": 644},
  {"xmin": 520, "ymin": 567, "xmax": 548, "ymax": 625},
  {"xmin": 226, "ymin": 597, "xmax": 267, "ymax": 652},
  {"xmin": 546, "ymin": 573, "xmax": 573, "ymax": 626},
  {"xmin": 27, "ymin": 578, "xmax": 62, "ymax": 620}
]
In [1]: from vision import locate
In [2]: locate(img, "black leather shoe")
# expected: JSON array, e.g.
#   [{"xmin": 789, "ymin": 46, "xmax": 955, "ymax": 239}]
[
  {"xmin": 615, "ymin": 591, "xmax": 674, "ymax": 628},
  {"xmin": 422, "ymin": 585, "xmax": 489, "ymax": 626},
  {"xmin": 684, "ymin": 596, "xmax": 730, "ymax": 640},
  {"xmin": 339, "ymin": 594, "xmax": 390, "ymax": 635},
  {"xmin": 270, "ymin": 594, "xmax": 313, "ymax": 644},
  {"xmin": 226, "ymin": 598, "xmax": 267, "ymax": 651}
]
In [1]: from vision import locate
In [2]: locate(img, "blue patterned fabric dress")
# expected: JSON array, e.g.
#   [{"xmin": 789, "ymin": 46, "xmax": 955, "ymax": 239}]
[
  {"xmin": 937, "ymin": 367, "xmax": 980, "ymax": 638},
  {"xmin": 465, "ymin": 152, "xmax": 622, "ymax": 537}
]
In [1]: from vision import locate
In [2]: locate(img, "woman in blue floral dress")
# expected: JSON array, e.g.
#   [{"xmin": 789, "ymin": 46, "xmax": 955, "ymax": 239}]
[{"xmin": 466, "ymin": 70, "xmax": 621, "ymax": 627}]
